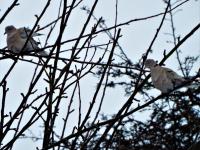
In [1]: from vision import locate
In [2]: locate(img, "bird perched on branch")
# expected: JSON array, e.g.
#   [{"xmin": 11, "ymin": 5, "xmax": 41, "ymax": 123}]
[
  {"xmin": 4, "ymin": 25, "xmax": 48, "ymax": 56},
  {"xmin": 144, "ymin": 59, "xmax": 186, "ymax": 93}
]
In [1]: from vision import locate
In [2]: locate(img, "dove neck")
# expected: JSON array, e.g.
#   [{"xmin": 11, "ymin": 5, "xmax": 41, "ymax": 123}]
[{"xmin": 149, "ymin": 64, "xmax": 159, "ymax": 69}]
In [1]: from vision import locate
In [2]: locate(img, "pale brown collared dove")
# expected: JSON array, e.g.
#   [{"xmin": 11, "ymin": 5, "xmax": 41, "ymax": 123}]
[
  {"xmin": 144, "ymin": 59, "xmax": 186, "ymax": 93},
  {"xmin": 4, "ymin": 25, "xmax": 48, "ymax": 56}
]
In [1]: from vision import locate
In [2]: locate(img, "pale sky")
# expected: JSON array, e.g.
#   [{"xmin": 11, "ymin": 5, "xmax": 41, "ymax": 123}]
[{"xmin": 0, "ymin": 0, "xmax": 200, "ymax": 149}]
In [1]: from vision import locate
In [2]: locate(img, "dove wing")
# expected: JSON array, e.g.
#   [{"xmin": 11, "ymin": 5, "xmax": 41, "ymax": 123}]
[
  {"xmin": 19, "ymin": 27, "xmax": 42, "ymax": 39},
  {"xmin": 150, "ymin": 66, "xmax": 174, "ymax": 93},
  {"xmin": 164, "ymin": 67, "xmax": 183, "ymax": 79},
  {"xmin": 18, "ymin": 27, "xmax": 31, "ymax": 39},
  {"xmin": 164, "ymin": 67, "xmax": 185, "ymax": 86}
]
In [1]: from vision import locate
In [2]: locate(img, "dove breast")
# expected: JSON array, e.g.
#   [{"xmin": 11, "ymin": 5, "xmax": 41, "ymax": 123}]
[{"xmin": 150, "ymin": 66, "xmax": 174, "ymax": 93}]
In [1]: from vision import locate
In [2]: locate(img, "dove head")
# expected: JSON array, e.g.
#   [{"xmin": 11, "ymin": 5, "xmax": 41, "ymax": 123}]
[
  {"xmin": 4, "ymin": 25, "xmax": 16, "ymax": 35},
  {"xmin": 144, "ymin": 59, "xmax": 157, "ymax": 69}
]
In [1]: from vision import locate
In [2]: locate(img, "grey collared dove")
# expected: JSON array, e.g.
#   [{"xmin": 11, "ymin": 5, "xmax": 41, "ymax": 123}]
[
  {"xmin": 144, "ymin": 59, "xmax": 186, "ymax": 93},
  {"xmin": 4, "ymin": 25, "xmax": 48, "ymax": 56}
]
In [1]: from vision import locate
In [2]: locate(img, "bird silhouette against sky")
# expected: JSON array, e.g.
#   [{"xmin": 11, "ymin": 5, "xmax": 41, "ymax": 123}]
[
  {"xmin": 5, "ymin": 25, "xmax": 48, "ymax": 56},
  {"xmin": 144, "ymin": 59, "xmax": 186, "ymax": 93}
]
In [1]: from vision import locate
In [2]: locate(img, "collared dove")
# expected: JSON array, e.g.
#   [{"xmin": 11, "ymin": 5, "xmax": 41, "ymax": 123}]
[
  {"xmin": 144, "ymin": 59, "xmax": 186, "ymax": 93},
  {"xmin": 4, "ymin": 25, "xmax": 48, "ymax": 56}
]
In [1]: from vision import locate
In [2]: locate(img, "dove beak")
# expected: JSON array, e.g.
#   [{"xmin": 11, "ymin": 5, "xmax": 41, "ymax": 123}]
[{"xmin": 4, "ymin": 31, "xmax": 7, "ymax": 35}]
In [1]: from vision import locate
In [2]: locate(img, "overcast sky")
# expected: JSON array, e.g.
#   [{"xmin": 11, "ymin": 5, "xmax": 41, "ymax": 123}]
[{"xmin": 0, "ymin": 0, "xmax": 200, "ymax": 149}]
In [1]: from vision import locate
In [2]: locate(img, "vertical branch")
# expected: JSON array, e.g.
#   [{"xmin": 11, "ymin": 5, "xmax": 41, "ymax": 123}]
[
  {"xmin": 42, "ymin": 0, "xmax": 70, "ymax": 147},
  {"xmin": 92, "ymin": 28, "xmax": 121, "ymax": 149},
  {"xmin": 168, "ymin": 2, "xmax": 186, "ymax": 77},
  {"xmin": 0, "ymin": 81, "xmax": 8, "ymax": 140}
]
